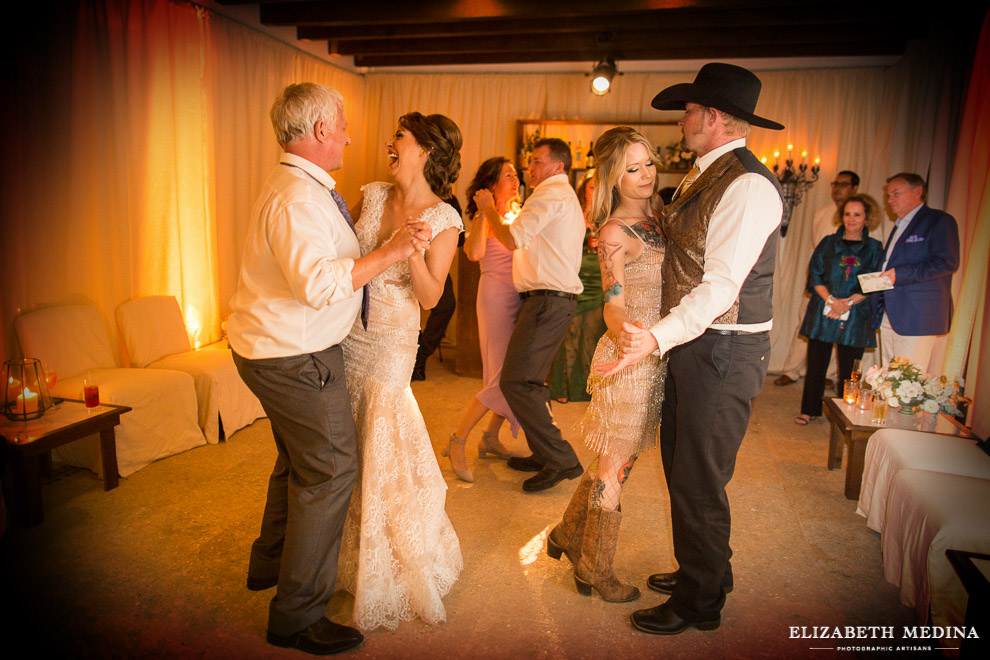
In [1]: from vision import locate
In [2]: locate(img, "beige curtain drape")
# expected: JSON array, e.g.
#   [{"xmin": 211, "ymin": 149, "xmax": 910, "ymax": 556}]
[
  {"xmin": 943, "ymin": 12, "xmax": 990, "ymax": 434},
  {"xmin": 0, "ymin": 0, "xmax": 363, "ymax": 365},
  {"xmin": 359, "ymin": 69, "xmax": 888, "ymax": 372}
]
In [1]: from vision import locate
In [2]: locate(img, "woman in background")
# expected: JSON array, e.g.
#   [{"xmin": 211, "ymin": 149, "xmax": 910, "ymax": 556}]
[
  {"xmin": 548, "ymin": 169, "xmax": 609, "ymax": 403},
  {"xmin": 795, "ymin": 194, "xmax": 883, "ymax": 425},
  {"xmin": 444, "ymin": 157, "xmax": 523, "ymax": 483}
]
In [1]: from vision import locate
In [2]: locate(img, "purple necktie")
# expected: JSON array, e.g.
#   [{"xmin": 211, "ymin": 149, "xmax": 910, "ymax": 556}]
[{"xmin": 331, "ymin": 188, "xmax": 369, "ymax": 329}]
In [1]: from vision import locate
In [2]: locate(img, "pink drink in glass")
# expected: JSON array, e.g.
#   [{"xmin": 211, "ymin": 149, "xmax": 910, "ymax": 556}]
[{"xmin": 84, "ymin": 384, "xmax": 99, "ymax": 408}]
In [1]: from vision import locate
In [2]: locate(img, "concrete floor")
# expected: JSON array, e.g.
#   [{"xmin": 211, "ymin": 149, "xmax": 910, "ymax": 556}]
[{"xmin": 1, "ymin": 351, "xmax": 932, "ymax": 658}]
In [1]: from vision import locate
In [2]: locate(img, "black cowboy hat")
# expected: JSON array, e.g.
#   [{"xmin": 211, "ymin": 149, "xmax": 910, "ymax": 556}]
[{"xmin": 651, "ymin": 63, "xmax": 784, "ymax": 131}]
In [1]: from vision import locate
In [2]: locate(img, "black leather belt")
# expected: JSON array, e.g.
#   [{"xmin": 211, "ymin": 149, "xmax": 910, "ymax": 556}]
[
  {"xmin": 520, "ymin": 289, "xmax": 578, "ymax": 301},
  {"xmin": 705, "ymin": 328, "xmax": 768, "ymax": 337}
]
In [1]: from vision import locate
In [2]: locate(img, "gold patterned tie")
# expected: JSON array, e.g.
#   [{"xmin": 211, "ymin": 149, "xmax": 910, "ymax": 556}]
[{"xmin": 677, "ymin": 165, "xmax": 701, "ymax": 199}]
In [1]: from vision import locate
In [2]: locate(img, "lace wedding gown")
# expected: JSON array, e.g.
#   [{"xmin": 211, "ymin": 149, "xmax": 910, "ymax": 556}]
[{"xmin": 337, "ymin": 182, "xmax": 464, "ymax": 632}]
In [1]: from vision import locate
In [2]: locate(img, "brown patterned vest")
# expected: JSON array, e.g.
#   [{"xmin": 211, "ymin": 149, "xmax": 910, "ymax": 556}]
[{"xmin": 660, "ymin": 146, "xmax": 782, "ymax": 324}]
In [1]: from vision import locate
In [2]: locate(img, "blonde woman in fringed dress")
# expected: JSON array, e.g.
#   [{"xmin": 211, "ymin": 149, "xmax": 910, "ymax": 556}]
[{"xmin": 547, "ymin": 126, "xmax": 667, "ymax": 602}]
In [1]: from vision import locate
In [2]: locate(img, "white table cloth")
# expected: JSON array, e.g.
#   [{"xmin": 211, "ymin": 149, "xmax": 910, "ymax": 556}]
[{"xmin": 857, "ymin": 429, "xmax": 990, "ymax": 532}]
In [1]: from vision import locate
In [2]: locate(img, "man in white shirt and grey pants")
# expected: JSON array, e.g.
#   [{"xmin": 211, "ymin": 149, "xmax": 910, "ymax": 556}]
[
  {"xmin": 602, "ymin": 64, "xmax": 784, "ymax": 635},
  {"xmin": 475, "ymin": 138, "xmax": 585, "ymax": 493},
  {"xmin": 227, "ymin": 83, "xmax": 427, "ymax": 656}
]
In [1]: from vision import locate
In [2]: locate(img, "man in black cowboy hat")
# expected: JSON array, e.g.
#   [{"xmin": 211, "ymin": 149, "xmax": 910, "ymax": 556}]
[{"xmin": 599, "ymin": 62, "xmax": 784, "ymax": 634}]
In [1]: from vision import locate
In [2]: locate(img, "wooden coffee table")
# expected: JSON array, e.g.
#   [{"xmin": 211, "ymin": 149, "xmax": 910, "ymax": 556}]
[
  {"xmin": 822, "ymin": 397, "xmax": 974, "ymax": 500},
  {"xmin": 0, "ymin": 400, "xmax": 131, "ymax": 526}
]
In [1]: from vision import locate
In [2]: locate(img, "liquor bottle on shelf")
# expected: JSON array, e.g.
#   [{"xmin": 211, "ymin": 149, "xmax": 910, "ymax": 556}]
[{"xmin": 575, "ymin": 141, "xmax": 584, "ymax": 169}]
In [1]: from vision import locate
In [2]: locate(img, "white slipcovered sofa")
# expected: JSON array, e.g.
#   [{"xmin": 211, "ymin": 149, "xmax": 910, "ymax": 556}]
[
  {"xmin": 857, "ymin": 428, "xmax": 990, "ymax": 649},
  {"xmin": 15, "ymin": 304, "xmax": 206, "ymax": 477},
  {"xmin": 116, "ymin": 296, "xmax": 264, "ymax": 444}
]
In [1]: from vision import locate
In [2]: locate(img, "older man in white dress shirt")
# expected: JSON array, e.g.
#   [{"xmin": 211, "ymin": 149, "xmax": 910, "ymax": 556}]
[
  {"xmin": 227, "ymin": 83, "xmax": 427, "ymax": 656},
  {"xmin": 475, "ymin": 138, "xmax": 585, "ymax": 492}
]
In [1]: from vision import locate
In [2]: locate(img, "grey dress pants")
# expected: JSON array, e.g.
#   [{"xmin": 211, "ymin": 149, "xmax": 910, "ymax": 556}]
[
  {"xmin": 500, "ymin": 294, "xmax": 580, "ymax": 470},
  {"xmin": 233, "ymin": 345, "xmax": 358, "ymax": 637}
]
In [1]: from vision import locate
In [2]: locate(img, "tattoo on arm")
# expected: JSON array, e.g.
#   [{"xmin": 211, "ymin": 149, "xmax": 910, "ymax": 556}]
[{"xmin": 598, "ymin": 238, "xmax": 625, "ymax": 303}]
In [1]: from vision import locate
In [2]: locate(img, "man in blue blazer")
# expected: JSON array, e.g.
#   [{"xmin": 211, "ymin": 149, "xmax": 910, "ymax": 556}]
[{"xmin": 872, "ymin": 172, "xmax": 959, "ymax": 372}]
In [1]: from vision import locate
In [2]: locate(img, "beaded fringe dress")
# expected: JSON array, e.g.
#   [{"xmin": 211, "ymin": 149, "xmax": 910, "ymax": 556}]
[
  {"xmin": 337, "ymin": 182, "xmax": 463, "ymax": 632},
  {"xmin": 579, "ymin": 231, "xmax": 667, "ymax": 458}
]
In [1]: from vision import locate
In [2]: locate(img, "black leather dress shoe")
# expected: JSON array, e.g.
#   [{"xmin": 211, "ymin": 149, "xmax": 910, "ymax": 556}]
[
  {"xmin": 507, "ymin": 455, "xmax": 545, "ymax": 472},
  {"xmin": 246, "ymin": 575, "xmax": 278, "ymax": 591},
  {"xmin": 647, "ymin": 571, "xmax": 733, "ymax": 595},
  {"xmin": 522, "ymin": 463, "xmax": 583, "ymax": 492},
  {"xmin": 631, "ymin": 602, "xmax": 720, "ymax": 635},
  {"xmin": 267, "ymin": 617, "xmax": 363, "ymax": 655}
]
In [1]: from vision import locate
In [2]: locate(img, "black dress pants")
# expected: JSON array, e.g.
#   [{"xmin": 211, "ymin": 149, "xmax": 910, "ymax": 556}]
[
  {"xmin": 800, "ymin": 338, "xmax": 865, "ymax": 417},
  {"xmin": 659, "ymin": 331, "xmax": 770, "ymax": 621},
  {"xmin": 500, "ymin": 294, "xmax": 580, "ymax": 470},
  {"xmin": 415, "ymin": 274, "xmax": 456, "ymax": 364}
]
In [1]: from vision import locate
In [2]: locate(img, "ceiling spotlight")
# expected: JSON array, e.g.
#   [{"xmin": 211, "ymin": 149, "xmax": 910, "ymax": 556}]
[{"xmin": 590, "ymin": 59, "xmax": 617, "ymax": 96}]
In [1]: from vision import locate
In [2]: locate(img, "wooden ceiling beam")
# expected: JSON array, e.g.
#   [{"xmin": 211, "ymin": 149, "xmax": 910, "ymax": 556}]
[
  {"xmin": 332, "ymin": 26, "xmax": 898, "ymax": 57},
  {"xmin": 354, "ymin": 40, "xmax": 907, "ymax": 67},
  {"xmin": 295, "ymin": 8, "xmax": 892, "ymax": 41},
  {"xmin": 260, "ymin": 0, "xmax": 697, "ymax": 26}
]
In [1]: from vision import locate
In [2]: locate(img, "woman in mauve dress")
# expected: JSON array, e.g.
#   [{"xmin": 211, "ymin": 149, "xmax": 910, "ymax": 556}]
[{"xmin": 443, "ymin": 157, "xmax": 523, "ymax": 483}]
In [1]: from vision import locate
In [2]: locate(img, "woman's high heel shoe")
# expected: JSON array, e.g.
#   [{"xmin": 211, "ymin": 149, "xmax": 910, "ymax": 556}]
[
  {"xmin": 443, "ymin": 434, "xmax": 474, "ymax": 482},
  {"xmin": 478, "ymin": 431, "xmax": 517, "ymax": 460}
]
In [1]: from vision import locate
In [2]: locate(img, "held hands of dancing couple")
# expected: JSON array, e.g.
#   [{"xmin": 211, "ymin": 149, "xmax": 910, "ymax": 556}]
[{"xmin": 596, "ymin": 320, "xmax": 660, "ymax": 377}]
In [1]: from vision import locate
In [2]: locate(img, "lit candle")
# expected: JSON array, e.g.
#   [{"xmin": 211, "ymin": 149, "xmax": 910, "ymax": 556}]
[
  {"xmin": 801, "ymin": 150, "xmax": 807, "ymax": 164},
  {"xmin": 761, "ymin": 156, "xmax": 767, "ymax": 164},
  {"xmin": 773, "ymin": 150, "xmax": 780, "ymax": 167},
  {"xmin": 18, "ymin": 386, "xmax": 38, "ymax": 414}
]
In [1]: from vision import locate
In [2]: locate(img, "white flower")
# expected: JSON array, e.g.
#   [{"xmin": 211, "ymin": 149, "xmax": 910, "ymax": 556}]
[
  {"xmin": 896, "ymin": 381, "xmax": 924, "ymax": 401},
  {"xmin": 887, "ymin": 369, "xmax": 902, "ymax": 380},
  {"xmin": 920, "ymin": 399, "xmax": 939, "ymax": 413},
  {"xmin": 887, "ymin": 397, "xmax": 900, "ymax": 408}
]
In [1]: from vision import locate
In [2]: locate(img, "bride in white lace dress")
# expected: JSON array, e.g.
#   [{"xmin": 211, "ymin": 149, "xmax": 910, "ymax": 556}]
[{"xmin": 337, "ymin": 112, "xmax": 464, "ymax": 632}]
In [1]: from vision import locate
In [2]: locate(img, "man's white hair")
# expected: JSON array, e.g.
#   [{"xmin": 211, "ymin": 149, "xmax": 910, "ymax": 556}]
[{"xmin": 269, "ymin": 83, "xmax": 343, "ymax": 148}]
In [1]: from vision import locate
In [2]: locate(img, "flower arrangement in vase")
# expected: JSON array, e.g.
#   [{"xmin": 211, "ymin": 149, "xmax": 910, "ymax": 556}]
[
  {"xmin": 662, "ymin": 140, "xmax": 695, "ymax": 170},
  {"xmin": 863, "ymin": 356, "xmax": 963, "ymax": 415}
]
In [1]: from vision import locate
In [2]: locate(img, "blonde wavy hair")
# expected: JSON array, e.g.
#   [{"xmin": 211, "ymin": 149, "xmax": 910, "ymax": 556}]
[{"xmin": 588, "ymin": 126, "xmax": 663, "ymax": 230}]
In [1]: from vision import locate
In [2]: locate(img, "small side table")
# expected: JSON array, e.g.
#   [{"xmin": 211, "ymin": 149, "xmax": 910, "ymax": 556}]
[
  {"xmin": 822, "ymin": 397, "xmax": 974, "ymax": 500},
  {"xmin": 0, "ymin": 400, "xmax": 131, "ymax": 526},
  {"xmin": 945, "ymin": 550, "xmax": 989, "ymax": 658}
]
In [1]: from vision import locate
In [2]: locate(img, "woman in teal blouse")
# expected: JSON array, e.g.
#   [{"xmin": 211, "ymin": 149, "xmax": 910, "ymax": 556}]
[{"xmin": 796, "ymin": 194, "xmax": 884, "ymax": 424}]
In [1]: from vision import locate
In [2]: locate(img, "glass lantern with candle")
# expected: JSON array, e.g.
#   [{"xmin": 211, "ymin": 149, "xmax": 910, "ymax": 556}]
[{"xmin": 2, "ymin": 358, "xmax": 55, "ymax": 421}]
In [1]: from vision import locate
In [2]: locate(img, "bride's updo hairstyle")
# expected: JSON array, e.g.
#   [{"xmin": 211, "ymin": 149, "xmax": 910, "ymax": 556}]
[
  {"xmin": 399, "ymin": 112, "xmax": 463, "ymax": 199},
  {"xmin": 589, "ymin": 126, "xmax": 663, "ymax": 230}
]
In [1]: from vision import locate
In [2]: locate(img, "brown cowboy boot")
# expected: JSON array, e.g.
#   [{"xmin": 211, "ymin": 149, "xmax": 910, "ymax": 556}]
[
  {"xmin": 573, "ymin": 506, "xmax": 640, "ymax": 602},
  {"xmin": 546, "ymin": 473, "xmax": 592, "ymax": 566}
]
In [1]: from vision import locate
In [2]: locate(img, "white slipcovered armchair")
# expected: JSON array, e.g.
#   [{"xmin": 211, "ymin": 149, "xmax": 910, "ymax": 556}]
[
  {"xmin": 116, "ymin": 296, "xmax": 264, "ymax": 444},
  {"xmin": 14, "ymin": 304, "xmax": 206, "ymax": 477}
]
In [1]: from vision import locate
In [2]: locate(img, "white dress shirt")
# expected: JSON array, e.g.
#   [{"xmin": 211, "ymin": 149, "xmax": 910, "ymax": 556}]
[
  {"xmin": 227, "ymin": 152, "xmax": 361, "ymax": 359},
  {"xmin": 508, "ymin": 173, "xmax": 584, "ymax": 294},
  {"xmin": 881, "ymin": 203, "xmax": 923, "ymax": 270},
  {"xmin": 649, "ymin": 138, "xmax": 783, "ymax": 355},
  {"xmin": 812, "ymin": 204, "xmax": 839, "ymax": 248}
]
